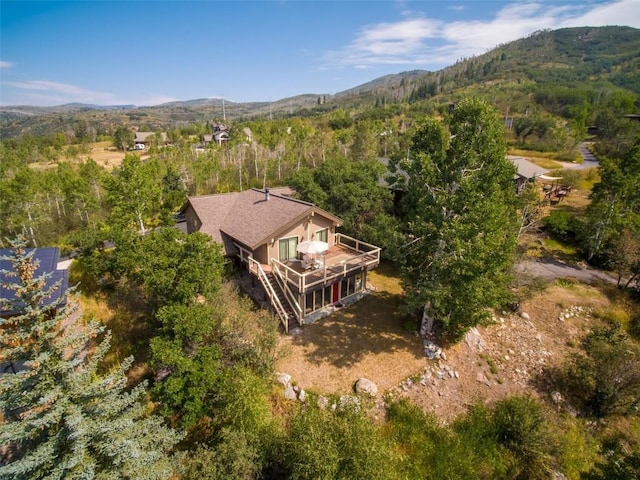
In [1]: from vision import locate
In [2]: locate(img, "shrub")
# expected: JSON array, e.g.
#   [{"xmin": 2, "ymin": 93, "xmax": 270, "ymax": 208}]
[{"xmin": 543, "ymin": 210, "xmax": 575, "ymax": 240}]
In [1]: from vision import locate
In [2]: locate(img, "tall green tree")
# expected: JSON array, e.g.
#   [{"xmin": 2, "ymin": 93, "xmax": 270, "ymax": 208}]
[
  {"xmin": 400, "ymin": 98, "xmax": 518, "ymax": 338},
  {"xmin": 583, "ymin": 137, "xmax": 640, "ymax": 265},
  {"xmin": 105, "ymin": 155, "xmax": 162, "ymax": 234},
  {"xmin": 113, "ymin": 126, "xmax": 135, "ymax": 151},
  {"xmin": 0, "ymin": 238, "xmax": 182, "ymax": 480}
]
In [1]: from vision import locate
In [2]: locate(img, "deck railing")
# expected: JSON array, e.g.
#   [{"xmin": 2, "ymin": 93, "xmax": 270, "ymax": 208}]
[{"xmin": 270, "ymin": 233, "xmax": 380, "ymax": 293}]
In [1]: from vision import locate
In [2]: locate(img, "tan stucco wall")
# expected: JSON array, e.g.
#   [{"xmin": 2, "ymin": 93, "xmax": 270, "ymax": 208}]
[
  {"xmin": 184, "ymin": 205, "xmax": 201, "ymax": 234},
  {"xmin": 266, "ymin": 215, "xmax": 336, "ymax": 262}
]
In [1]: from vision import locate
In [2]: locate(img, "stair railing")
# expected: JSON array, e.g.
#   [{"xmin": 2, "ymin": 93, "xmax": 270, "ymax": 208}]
[
  {"xmin": 248, "ymin": 256, "xmax": 289, "ymax": 333},
  {"xmin": 271, "ymin": 260, "xmax": 303, "ymax": 324}
]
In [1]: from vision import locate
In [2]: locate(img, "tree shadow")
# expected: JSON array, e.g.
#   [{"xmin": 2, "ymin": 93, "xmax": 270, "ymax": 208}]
[{"xmin": 289, "ymin": 290, "xmax": 424, "ymax": 369}]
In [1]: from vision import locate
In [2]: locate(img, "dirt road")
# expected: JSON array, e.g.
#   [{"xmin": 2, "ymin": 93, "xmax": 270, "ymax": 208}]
[{"xmin": 515, "ymin": 258, "xmax": 617, "ymax": 284}]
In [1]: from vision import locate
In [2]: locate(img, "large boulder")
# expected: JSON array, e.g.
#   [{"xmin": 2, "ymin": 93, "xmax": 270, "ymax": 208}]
[
  {"xmin": 274, "ymin": 372, "xmax": 291, "ymax": 386},
  {"xmin": 283, "ymin": 384, "xmax": 297, "ymax": 401},
  {"xmin": 354, "ymin": 377, "xmax": 378, "ymax": 396}
]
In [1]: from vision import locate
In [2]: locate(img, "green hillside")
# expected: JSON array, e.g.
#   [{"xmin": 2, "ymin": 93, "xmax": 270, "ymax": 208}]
[{"xmin": 1, "ymin": 26, "xmax": 638, "ymax": 139}]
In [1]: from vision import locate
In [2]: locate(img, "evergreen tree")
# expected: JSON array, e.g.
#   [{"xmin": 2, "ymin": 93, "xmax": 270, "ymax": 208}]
[
  {"xmin": 400, "ymin": 98, "xmax": 518, "ymax": 339},
  {"xmin": 0, "ymin": 238, "xmax": 182, "ymax": 480}
]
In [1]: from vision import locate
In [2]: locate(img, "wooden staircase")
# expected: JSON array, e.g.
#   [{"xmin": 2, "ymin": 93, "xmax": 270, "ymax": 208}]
[
  {"xmin": 266, "ymin": 273, "xmax": 300, "ymax": 332},
  {"xmin": 248, "ymin": 257, "xmax": 300, "ymax": 333}
]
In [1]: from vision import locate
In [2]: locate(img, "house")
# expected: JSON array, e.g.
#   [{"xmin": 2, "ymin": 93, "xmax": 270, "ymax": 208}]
[
  {"xmin": 181, "ymin": 188, "xmax": 381, "ymax": 331},
  {"xmin": 0, "ymin": 247, "xmax": 69, "ymax": 320},
  {"xmin": 134, "ymin": 131, "xmax": 169, "ymax": 149},
  {"xmin": 509, "ymin": 156, "xmax": 549, "ymax": 194}
]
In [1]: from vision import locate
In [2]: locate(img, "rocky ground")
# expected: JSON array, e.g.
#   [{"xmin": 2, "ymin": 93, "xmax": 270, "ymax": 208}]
[{"xmin": 379, "ymin": 282, "xmax": 611, "ymax": 423}]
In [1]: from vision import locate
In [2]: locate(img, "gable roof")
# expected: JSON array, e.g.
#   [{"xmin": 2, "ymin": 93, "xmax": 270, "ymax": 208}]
[
  {"xmin": 509, "ymin": 156, "xmax": 549, "ymax": 180},
  {"xmin": 0, "ymin": 248, "xmax": 69, "ymax": 317},
  {"xmin": 186, "ymin": 189, "xmax": 342, "ymax": 252},
  {"xmin": 135, "ymin": 131, "xmax": 168, "ymax": 143}
]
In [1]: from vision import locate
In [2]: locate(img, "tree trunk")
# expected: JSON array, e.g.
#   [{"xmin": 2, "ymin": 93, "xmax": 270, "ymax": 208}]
[{"xmin": 420, "ymin": 302, "xmax": 435, "ymax": 336}]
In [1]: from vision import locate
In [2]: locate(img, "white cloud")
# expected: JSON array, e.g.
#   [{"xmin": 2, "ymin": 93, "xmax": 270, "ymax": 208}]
[
  {"xmin": 324, "ymin": 0, "xmax": 640, "ymax": 69},
  {"xmin": 0, "ymin": 61, "xmax": 15, "ymax": 68},
  {"xmin": 1, "ymin": 78, "xmax": 178, "ymax": 106}
]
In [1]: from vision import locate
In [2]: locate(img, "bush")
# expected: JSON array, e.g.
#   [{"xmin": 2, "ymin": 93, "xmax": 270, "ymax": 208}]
[
  {"xmin": 561, "ymin": 326, "xmax": 640, "ymax": 417},
  {"xmin": 543, "ymin": 210, "xmax": 580, "ymax": 241},
  {"xmin": 492, "ymin": 396, "xmax": 554, "ymax": 479}
]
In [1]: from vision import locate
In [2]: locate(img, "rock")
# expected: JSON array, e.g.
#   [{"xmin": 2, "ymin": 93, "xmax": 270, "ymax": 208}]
[
  {"xmin": 465, "ymin": 327, "xmax": 485, "ymax": 352},
  {"xmin": 448, "ymin": 370, "xmax": 456, "ymax": 378},
  {"xmin": 274, "ymin": 372, "xmax": 291, "ymax": 386},
  {"xmin": 504, "ymin": 355, "xmax": 510, "ymax": 361},
  {"xmin": 520, "ymin": 311, "xmax": 530, "ymax": 320},
  {"xmin": 440, "ymin": 351, "xmax": 447, "ymax": 361},
  {"xmin": 454, "ymin": 371, "xmax": 460, "ymax": 379},
  {"xmin": 283, "ymin": 385, "xmax": 297, "ymax": 401},
  {"xmin": 436, "ymin": 370, "xmax": 447, "ymax": 380},
  {"xmin": 298, "ymin": 389, "xmax": 307, "ymax": 402},
  {"xmin": 551, "ymin": 391, "xmax": 563, "ymax": 404},
  {"xmin": 317, "ymin": 396, "xmax": 329, "ymax": 409},
  {"xmin": 293, "ymin": 385, "xmax": 300, "ymax": 393},
  {"xmin": 338, "ymin": 395, "xmax": 361, "ymax": 411},
  {"xmin": 424, "ymin": 339, "xmax": 442, "ymax": 359},
  {"xmin": 355, "ymin": 377, "xmax": 378, "ymax": 396},
  {"xmin": 476, "ymin": 372, "xmax": 487, "ymax": 383}
]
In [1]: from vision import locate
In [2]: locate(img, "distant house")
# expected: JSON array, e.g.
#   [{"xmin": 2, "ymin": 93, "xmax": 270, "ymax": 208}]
[
  {"xmin": 201, "ymin": 130, "xmax": 230, "ymax": 146},
  {"xmin": 134, "ymin": 131, "xmax": 168, "ymax": 149},
  {"xmin": 181, "ymin": 188, "xmax": 381, "ymax": 331},
  {"xmin": 0, "ymin": 247, "xmax": 69, "ymax": 320},
  {"xmin": 508, "ymin": 156, "xmax": 549, "ymax": 194}
]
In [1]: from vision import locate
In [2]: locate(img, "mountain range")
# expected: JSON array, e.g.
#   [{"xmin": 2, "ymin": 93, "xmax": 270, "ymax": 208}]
[{"xmin": 1, "ymin": 25, "xmax": 638, "ymax": 139}]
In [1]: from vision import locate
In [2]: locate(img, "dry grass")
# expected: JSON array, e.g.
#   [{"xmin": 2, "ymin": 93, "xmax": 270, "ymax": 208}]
[
  {"xmin": 275, "ymin": 262, "xmax": 426, "ymax": 395},
  {"xmin": 28, "ymin": 141, "xmax": 147, "ymax": 172}
]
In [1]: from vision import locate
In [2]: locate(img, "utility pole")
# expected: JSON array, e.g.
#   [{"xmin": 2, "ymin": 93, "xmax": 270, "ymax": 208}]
[{"xmin": 222, "ymin": 98, "xmax": 226, "ymax": 122}]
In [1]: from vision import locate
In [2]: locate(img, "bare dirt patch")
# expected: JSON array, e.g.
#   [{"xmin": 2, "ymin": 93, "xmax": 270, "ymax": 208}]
[
  {"xmin": 275, "ymin": 265, "xmax": 613, "ymax": 423},
  {"xmin": 275, "ymin": 265, "xmax": 426, "ymax": 395}
]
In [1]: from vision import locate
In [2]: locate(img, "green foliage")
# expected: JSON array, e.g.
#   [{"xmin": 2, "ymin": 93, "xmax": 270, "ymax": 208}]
[
  {"xmin": 559, "ymin": 325, "xmax": 640, "ymax": 418},
  {"xmin": 400, "ymin": 98, "xmax": 519, "ymax": 338},
  {"xmin": 583, "ymin": 428, "xmax": 640, "ymax": 480},
  {"xmin": 492, "ymin": 396, "xmax": 554, "ymax": 479},
  {"xmin": 287, "ymin": 156, "xmax": 399, "ymax": 253},
  {"xmin": 543, "ymin": 210, "xmax": 580, "ymax": 242},
  {"xmin": 582, "ymin": 137, "xmax": 640, "ymax": 263},
  {"xmin": 282, "ymin": 403, "xmax": 395, "ymax": 480},
  {"xmin": 113, "ymin": 126, "xmax": 135, "ymax": 151},
  {"xmin": 105, "ymin": 155, "xmax": 163, "ymax": 234},
  {"xmin": 0, "ymin": 238, "xmax": 182, "ymax": 480}
]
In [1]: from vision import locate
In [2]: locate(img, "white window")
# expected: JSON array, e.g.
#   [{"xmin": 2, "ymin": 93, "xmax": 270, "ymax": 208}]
[{"xmin": 315, "ymin": 228, "xmax": 328, "ymax": 243}]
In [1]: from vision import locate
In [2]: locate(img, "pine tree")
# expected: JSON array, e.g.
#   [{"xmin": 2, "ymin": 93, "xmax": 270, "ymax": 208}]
[{"xmin": 0, "ymin": 238, "xmax": 182, "ymax": 480}]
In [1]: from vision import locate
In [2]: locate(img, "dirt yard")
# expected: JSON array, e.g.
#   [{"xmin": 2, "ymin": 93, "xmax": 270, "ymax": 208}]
[{"xmin": 275, "ymin": 264, "xmax": 613, "ymax": 423}]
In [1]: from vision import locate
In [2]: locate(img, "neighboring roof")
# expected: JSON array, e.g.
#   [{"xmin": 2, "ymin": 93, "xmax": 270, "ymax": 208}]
[
  {"xmin": 186, "ymin": 189, "xmax": 342, "ymax": 253},
  {"xmin": 0, "ymin": 248, "xmax": 69, "ymax": 317},
  {"xmin": 509, "ymin": 156, "xmax": 549, "ymax": 179},
  {"xmin": 135, "ymin": 131, "xmax": 168, "ymax": 143},
  {"xmin": 202, "ymin": 134, "xmax": 214, "ymax": 142}
]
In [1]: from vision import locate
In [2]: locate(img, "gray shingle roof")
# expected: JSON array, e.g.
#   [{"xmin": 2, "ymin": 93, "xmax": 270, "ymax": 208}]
[{"xmin": 509, "ymin": 156, "xmax": 549, "ymax": 179}]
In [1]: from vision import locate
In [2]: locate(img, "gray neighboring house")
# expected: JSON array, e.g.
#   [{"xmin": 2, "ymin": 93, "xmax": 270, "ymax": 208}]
[
  {"xmin": 181, "ymin": 188, "xmax": 381, "ymax": 331},
  {"xmin": 509, "ymin": 156, "xmax": 549, "ymax": 193},
  {"xmin": 134, "ymin": 131, "xmax": 169, "ymax": 148}
]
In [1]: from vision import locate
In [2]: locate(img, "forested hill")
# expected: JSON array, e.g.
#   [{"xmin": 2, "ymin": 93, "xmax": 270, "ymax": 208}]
[
  {"xmin": 1, "ymin": 25, "xmax": 638, "ymax": 138},
  {"xmin": 336, "ymin": 26, "xmax": 640, "ymax": 102}
]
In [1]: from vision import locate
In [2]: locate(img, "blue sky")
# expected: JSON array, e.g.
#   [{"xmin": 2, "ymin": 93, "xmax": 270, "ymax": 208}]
[{"xmin": 1, "ymin": 0, "xmax": 639, "ymax": 107}]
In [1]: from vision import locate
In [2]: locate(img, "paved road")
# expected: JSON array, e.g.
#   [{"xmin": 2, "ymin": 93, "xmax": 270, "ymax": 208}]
[
  {"xmin": 515, "ymin": 258, "xmax": 617, "ymax": 284},
  {"xmin": 554, "ymin": 143, "xmax": 600, "ymax": 170}
]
